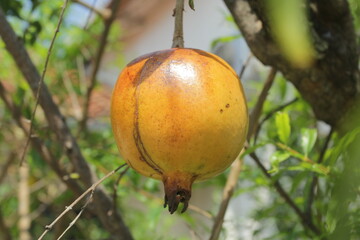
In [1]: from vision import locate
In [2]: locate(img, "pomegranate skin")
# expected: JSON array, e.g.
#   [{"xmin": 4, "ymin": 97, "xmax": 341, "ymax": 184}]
[{"xmin": 111, "ymin": 48, "xmax": 248, "ymax": 213}]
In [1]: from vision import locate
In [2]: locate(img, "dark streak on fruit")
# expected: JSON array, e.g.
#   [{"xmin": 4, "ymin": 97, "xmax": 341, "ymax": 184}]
[{"xmin": 132, "ymin": 58, "xmax": 163, "ymax": 175}]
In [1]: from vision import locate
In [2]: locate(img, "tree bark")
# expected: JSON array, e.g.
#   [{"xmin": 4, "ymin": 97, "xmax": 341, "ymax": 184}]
[{"xmin": 224, "ymin": 0, "xmax": 360, "ymax": 127}]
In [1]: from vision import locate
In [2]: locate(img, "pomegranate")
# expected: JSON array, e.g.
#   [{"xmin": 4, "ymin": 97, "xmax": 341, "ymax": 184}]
[{"xmin": 111, "ymin": 48, "xmax": 248, "ymax": 213}]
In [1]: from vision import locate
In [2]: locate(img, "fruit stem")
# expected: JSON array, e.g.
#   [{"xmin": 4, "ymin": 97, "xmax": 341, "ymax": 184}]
[
  {"xmin": 162, "ymin": 173, "xmax": 193, "ymax": 214},
  {"xmin": 172, "ymin": 0, "xmax": 185, "ymax": 48}
]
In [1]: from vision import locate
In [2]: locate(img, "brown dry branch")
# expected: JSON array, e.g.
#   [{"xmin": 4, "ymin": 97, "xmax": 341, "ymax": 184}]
[
  {"xmin": 209, "ymin": 68, "xmax": 277, "ymax": 240},
  {"xmin": 19, "ymin": 0, "xmax": 69, "ymax": 166},
  {"xmin": 112, "ymin": 165, "xmax": 130, "ymax": 214},
  {"xmin": 172, "ymin": 0, "xmax": 185, "ymax": 48},
  {"xmin": 38, "ymin": 164, "xmax": 127, "ymax": 240},
  {"xmin": 79, "ymin": 0, "xmax": 122, "ymax": 131},
  {"xmin": 0, "ymin": 8, "xmax": 133, "ymax": 239}
]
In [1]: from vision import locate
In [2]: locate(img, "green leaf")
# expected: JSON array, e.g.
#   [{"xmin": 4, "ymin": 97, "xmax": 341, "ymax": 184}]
[
  {"xmin": 189, "ymin": 0, "xmax": 195, "ymax": 10},
  {"xmin": 275, "ymin": 112, "xmax": 291, "ymax": 143},
  {"xmin": 300, "ymin": 128, "xmax": 317, "ymax": 156},
  {"xmin": 211, "ymin": 34, "xmax": 241, "ymax": 49},
  {"xmin": 269, "ymin": 151, "xmax": 290, "ymax": 173},
  {"xmin": 240, "ymin": 142, "xmax": 267, "ymax": 158}
]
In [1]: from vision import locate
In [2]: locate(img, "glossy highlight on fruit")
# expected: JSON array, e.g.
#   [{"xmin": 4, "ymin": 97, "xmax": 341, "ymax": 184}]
[{"xmin": 111, "ymin": 48, "xmax": 248, "ymax": 213}]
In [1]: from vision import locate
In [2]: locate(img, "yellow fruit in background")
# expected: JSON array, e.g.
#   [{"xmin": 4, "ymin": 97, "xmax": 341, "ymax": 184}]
[{"xmin": 111, "ymin": 48, "xmax": 248, "ymax": 213}]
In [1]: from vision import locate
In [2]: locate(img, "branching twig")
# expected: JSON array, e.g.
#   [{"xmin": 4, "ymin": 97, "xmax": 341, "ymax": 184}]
[
  {"xmin": 132, "ymin": 185, "xmax": 213, "ymax": 220},
  {"xmin": 209, "ymin": 68, "xmax": 277, "ymax": 240},
  {"xmin": 79, "ymin": 0, "xmax": 121, "ymax": 131},
  {"xmin": 112, "ymin": 165, "xmax": 129, "ymax": 214},
  {"xmin": 239, "ymin": 53, "xmax": 252, "ymax": 79},
  {"xmin": 56, "ymin": 192, "xmax": 93, "ymax": 240},
  {"xmin": 172, "ymin": 0, "xmax": 185, "ymax": 48},
  {"xmin": 83, "ymin": 0, "xmax": 99, "ymax": 30},
  {"xmin": 71, "ymin": 0, "xmax": 110, "ymax": 20},
  {"xmin": 305, "ymin": 128, "xmax": 333, "ymax": 222},
  {"xmin": 38, "ymin": 164, "xmax": 127, "ymax": 240},
  {"xmin": 19, "ymin": 0, "xmax": 69, "ymax": 166},
  {"xmin": 249, "ymin": 152, "xmax": 321, "ymax": 236}
]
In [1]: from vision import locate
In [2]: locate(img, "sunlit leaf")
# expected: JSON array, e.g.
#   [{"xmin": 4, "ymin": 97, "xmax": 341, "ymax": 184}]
[
  {"xmin": 275, "ymin": 111, "xmax": 291, "ymax": 143},
  {"xmin": 300, "ymin": 128, "xmax": 317, "ymax": 157}
]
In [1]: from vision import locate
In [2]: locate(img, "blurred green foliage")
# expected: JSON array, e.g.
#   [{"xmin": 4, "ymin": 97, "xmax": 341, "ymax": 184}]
[{"xmin": 0, "ymin": 0, "xmax": 359, "ymax": 240}]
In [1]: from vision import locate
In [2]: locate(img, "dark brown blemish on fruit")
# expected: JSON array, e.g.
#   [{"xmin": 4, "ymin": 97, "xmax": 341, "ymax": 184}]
[
  {"xmin": 220, "ymin": 109, "xmax": 223, "ymax": 113},
  {"xmin": 226, "ymin": 103, "xmax": 230, "ymax": 108}
]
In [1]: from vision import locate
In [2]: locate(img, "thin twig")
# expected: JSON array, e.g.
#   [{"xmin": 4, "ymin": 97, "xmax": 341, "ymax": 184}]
[
  {"xmin": 239, "ymin": 53, "xmax": 252, "ymax": 79},
  {"xmin": 172, "ymin": 0, "xmax": 185, "ymax": 48},
  {"xmin": 83, "ymin": 0, "xmax": 99, "ymax": 30},
  {"xmin": 249, "ymin": 151, "xmax": 321, "ymax": 236},
  {"xmin": 112, "ymin": 165, "xmax": 129, "ymax": 214},
  {"xmin": 72, "ymin": 0, "xmax": 110, "ymax": 20},
  {"xmin": 248, "ymin": 67, "xmax": 277, "ymax": 140},
  {"xmin": 209, "ymin": 158, "xmax": 243, "ymax": 240},
  {"xmin": 209, "ymin": 68, "xmax": 277, "ymax": 240},
  {"xmin": 254, "ymin": 98, "xmax": 299, "ymax": 143},
  {"xmin": 19, "ymin": 0, "xmax": 69, "ymax": 166},
  {"xmin": 305, "ymin": 128, "xmax": 333, "ymax": 222},
  {"xmin": 79, "ymin": 0, "xmax": 122, "ymax": 131},
  {"xmin": 133, "ymin": 185, "xmax": 213, "ymax": 220},
  {"xmin": 56, "ymin": 192, "xmax": 93, "ymax": 240},
  {"xmin": 62, "ymin": 68, "xmax": 82, "ymax": 120},
  {"xmin": 37, "ymin": 164, "xmax": 127, "ymax": 240}
]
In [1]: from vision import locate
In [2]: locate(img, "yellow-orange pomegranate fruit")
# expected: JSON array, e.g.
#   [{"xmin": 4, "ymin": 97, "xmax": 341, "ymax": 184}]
[{"xmin": 111, "ymin": 48, "xmax": 248, "ymax": 213}]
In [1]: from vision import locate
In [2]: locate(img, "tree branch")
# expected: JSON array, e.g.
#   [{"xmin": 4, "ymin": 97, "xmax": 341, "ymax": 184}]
[
  {"xmin": 0, "ymin": 8, "xmax": 133, "ymax": 239},
  {"xmin": 79, "ymin": 0, "xmax": 122, "ymax": 131},
  {"xmin": 20, "ymin": 0, "xmax": 69, "ymax": 166},
  {"xmin": 38, "ymin": 164, "xmax": 127, "ymax": 240},
  {"xmin": 209, "ymin": 68, "xmax": 277, "ymax": 240},
  {"xmin": 223, "ymin": 0, "xmax": 360, "ymax": 127},
  {"xmin": 249, "ymin": 152, "xmax": 321, "ymax": 236}
]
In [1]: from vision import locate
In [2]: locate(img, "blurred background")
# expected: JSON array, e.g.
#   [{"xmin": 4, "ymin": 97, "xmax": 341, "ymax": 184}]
[{"xmin": 0, "ymin": 0, "xmax": 359, "ymax": 239}]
